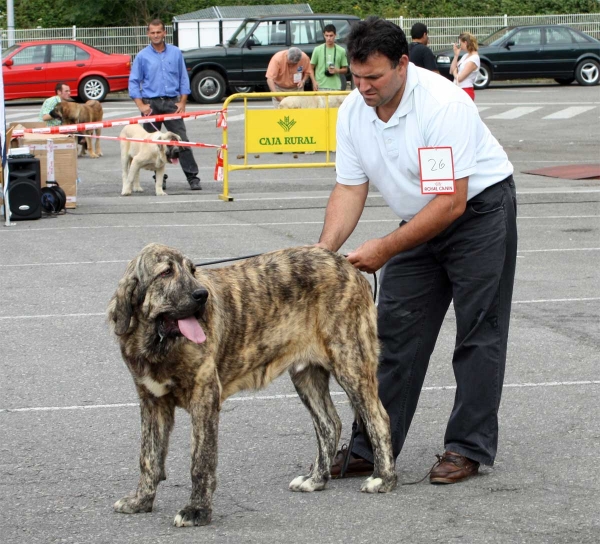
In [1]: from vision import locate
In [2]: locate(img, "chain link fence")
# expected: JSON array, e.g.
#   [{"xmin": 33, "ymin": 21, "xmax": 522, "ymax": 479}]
[{"xmin": 1, "ymin": 14, "xmax": 599, "ymax": 56}]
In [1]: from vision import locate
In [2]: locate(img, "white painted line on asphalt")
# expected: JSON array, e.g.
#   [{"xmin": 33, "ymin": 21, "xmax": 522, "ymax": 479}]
[
  {"xmin": 0, "ymin": 247, "xmax": 597, "ymax": 269},
  {"xmin": 2, "ymin": 213, "xmax": 600, "ymax": 235},
  {"xmin": 1, "ymin": 297, "xmax": 598, "ymax": 321},
  {"xmin": 518, "ymin": 247, "xmax": 600, "ymax": 253},
  {"xmin": 476, "ymin": 106, "xmax": 491, "ymax": 112},
  {"xmin": 476, "ymin": 102, "xmax": 600, "ymax": 106},
  {"xmin": 542, "ymin": 106, "xmax": 597, "ymax": 119},
  {"xmin": 2, "ymin": 380, "xmax": 599, "ymax": 414},
  {"xmin": 486, "ymin": 107, "xmax": 543, "ymax": 120}
]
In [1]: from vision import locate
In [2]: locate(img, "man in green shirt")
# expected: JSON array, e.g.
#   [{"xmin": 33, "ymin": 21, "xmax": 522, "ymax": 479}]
[
  {"xmin": 39, "ymin": 83, "xmax": 71, "ymax": 126},
  {"xmin": 310, "ymin": 24, "xmax": 349, "ymax": 91}
]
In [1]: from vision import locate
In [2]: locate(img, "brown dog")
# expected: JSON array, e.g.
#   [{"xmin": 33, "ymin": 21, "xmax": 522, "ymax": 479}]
[
  {"xmin": 108, "ymin": 244, "xmax": 397, "ymax": 527},
  {"xmin": 50, "ymin": 99, "xmax": 103, "ymax": 158}
]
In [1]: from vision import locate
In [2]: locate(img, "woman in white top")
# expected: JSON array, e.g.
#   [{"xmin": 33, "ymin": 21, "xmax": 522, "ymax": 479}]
[{"xmin": 450, "ymin": 32, "xmax": 480, "ymax": 101}]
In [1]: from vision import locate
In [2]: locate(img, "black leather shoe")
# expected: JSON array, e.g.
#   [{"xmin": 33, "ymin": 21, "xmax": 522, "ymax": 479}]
[
  {"xmin": 430, "ymin": 451, "xmax": 480, "ymax": 484},
  {"xmin": 330, "ymin": 445, "xmax": 373, "ymax": 479},
  {"xmin": 188, "ymin": 177, "xmax": 202, "ymax": 190}
]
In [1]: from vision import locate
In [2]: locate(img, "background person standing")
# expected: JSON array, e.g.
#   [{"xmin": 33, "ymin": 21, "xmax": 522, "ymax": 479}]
[
  {"xmin": 450, "ymin": 32, "xmax": 481, "ymax": 101},
  {"xmin": 39, "ymin": 83, "xmax": 71, "ymax": 126},
  {"xmin": 129, "ymin": 18, "xmax": 201, "ymax": 191},
  {"xmin": 408, "ymin": 22, "xmax": 439, "ymax": 73},
  {"xmin": 310, "ymin": 24, "xmax": 349, "ymax": 91},
  {"xmin": 266, "ymin": 47, "xmax": 315, "ymax": 107}
]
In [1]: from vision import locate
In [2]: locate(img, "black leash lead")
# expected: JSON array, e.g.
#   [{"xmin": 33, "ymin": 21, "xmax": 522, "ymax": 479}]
[{"xmin": 196, "ymin": 252, "xmax": 379, "ymax": 304}]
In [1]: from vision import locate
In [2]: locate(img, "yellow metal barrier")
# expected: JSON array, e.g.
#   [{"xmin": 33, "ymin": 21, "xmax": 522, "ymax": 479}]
[{"xmin": 219, "ymin": 91, "xmax": 350, "ymax": 202}]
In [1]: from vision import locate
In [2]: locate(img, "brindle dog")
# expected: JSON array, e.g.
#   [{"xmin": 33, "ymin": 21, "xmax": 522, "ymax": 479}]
[
  {"xmin": 50, "ymin": 99, "xmax": 103, "ymax": 158},
  {"xmin": 108, "ymin": 243, "xmax": 397, "ymax": 527}
]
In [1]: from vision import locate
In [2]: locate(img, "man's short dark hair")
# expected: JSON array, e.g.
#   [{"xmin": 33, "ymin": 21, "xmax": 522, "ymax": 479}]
[
  {"xmin": 323, "ymin": 24, "xmax": 337, "ymax": 34},
  {"xmin": 411, "ymin": 23, "xmax": 428, "ymax": 40},
  {"xmin": 55, "ymin": 82, "xmax": 67, "ymax": 94},
  {"xmin": 147, "ymin": 19, "xmax": 165, "ymax": 30},
  {"xmin": 347, "ymin": 17, "xmax": 408, "ymax": 67}
]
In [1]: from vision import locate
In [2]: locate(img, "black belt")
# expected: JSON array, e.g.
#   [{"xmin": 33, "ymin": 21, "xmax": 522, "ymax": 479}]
[{"xmin": 147, "ymin": 96, "xmax": 178, "ymax": 100}]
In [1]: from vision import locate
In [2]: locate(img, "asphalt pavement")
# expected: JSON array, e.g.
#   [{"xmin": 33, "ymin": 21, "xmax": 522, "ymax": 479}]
[{"xmin": 1, "ymin": 82, "xmax": 599, "ymax": 544}]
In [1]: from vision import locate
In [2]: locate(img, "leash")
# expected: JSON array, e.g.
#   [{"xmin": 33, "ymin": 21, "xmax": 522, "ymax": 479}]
[{"xmin": 195, "ymin": 252, "xmax": 378, "ymax": 304}]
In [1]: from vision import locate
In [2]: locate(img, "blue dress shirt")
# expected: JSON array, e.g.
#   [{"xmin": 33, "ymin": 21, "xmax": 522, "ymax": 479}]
[{"xmin": 129, "ymin": 43, "xmax": 191, "ymax": 99}]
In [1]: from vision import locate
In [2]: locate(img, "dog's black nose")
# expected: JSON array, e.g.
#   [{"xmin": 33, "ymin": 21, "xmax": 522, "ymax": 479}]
[{"xmin": 192, "ymin": 289, "xmax": 209, "ymax": 303}]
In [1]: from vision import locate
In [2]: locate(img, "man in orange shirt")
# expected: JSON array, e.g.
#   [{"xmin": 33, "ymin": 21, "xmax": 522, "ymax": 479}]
[{"xmin": 266, "ymin": 47, "xmax": 316, "ymax": 106}]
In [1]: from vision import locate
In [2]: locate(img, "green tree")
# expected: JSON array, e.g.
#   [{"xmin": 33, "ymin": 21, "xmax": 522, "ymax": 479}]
[{"xmin": 10, "ymin": 0, "xmax": 600, "ymax": 28}]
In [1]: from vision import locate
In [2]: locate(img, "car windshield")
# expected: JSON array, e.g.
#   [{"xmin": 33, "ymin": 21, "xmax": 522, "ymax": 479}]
[
  {"xmin": 2, "ymin": 44, "xmax": 20, "ymax": 60},
  {"xmin": 480, "ymin": 27, "xmax": 513, "ymax": 46},
  {"xmin": 228, "ymin": 20, "xmax": 257, "ymax": 46}
]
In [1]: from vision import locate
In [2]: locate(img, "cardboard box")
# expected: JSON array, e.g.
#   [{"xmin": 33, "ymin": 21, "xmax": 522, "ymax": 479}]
[{"xmin": 8, "ymin": 123, "xmax": 78, "ymax": 209}]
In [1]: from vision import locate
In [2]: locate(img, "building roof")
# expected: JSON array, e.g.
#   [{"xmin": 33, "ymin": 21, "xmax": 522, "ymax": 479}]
[{"xmin": 173, "ymin": 4, "xmax": 313, "ymax": 22}]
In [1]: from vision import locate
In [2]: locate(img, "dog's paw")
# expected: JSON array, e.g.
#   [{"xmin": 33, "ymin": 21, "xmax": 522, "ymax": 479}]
[
  {"xmin": 114, "ymin": 495, "xmax": 153, "ymax": 514},
  {"xmin": 89, "ymin": 153, "xmax": 99, "ymax": 159},
  {"xmin": 289, "ymin": 475, "xmax": 327, "ymax": 492},
  {"xmin": 360, "ymin": 473, "xmax": 397, "ymax": 493},
  {"xmin": 121, "ymin": 190, "xmax": 132, "ymax": 196},
  {"xmin": 155, "ymin": 190, "xmax": 167, "ymax": 196},
  {"xmin": 173, "ymin": 505, "xmax": 211, "ymax": 527},
  {"xmin": 133, "ymin": 187, "xmax": 144, "ymax": 193}
]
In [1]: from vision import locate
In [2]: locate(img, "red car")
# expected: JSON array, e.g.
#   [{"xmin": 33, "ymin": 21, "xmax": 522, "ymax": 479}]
[{"xmin": 2, "ymin": 39, "xmax": 131, "ymax": 102}]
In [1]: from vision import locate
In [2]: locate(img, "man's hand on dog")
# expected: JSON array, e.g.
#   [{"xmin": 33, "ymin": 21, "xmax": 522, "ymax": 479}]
[{"xmin": 347, "ymin": 238, "xmax": 391, "ymax": 273}]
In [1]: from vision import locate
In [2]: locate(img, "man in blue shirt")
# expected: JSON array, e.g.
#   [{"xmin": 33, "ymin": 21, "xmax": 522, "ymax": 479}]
[{"xmin": 129, "ymin": 19, "xmax": 201, "ymax": 190}]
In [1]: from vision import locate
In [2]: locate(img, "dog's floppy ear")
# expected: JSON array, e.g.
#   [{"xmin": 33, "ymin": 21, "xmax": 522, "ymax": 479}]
[
  {"xmin": 165, "ymin": 132, "xmax": 182, "ymax": 142},
  {"xmin": 107, "ymin": 259, "xmax": 140, "ymax": 336}
]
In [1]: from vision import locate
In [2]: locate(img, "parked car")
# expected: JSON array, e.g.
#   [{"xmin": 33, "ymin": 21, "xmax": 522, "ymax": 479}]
[
  {"xmin": 2, "ymin": 40, "xmax": 131, "ymax": 101},
  {"xmin": 435, "ymin": 25, "xmax": 600, "ymax": 89},
  {"xmin": 182, "ymin": 14, "xmax": 360, "ymax": 103}
]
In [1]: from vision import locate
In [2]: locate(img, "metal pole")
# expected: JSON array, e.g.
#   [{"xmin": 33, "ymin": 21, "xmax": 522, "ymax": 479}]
[{"xmin": 7, "ymin": 0, "xmax": 15, "ymax": 47}]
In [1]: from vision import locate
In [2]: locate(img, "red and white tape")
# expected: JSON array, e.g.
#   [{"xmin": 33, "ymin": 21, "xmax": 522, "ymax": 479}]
[
  {"xmin": 11, "ymin": 109, "xmax": 226, "ymax": 137},
  {"xmin": 70, "ymin": 133, "xmax": 226, "ymax": 150}
]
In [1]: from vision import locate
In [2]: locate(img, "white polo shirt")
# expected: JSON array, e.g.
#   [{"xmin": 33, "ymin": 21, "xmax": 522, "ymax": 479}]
[{"xmin": 336, "ymin": 63, "xmax": 513, "ymax": 221}]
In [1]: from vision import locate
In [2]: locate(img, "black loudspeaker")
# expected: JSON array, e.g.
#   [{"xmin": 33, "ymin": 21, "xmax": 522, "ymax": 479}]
[{"xmin": 6, "ymin": 156, "xmax": 41, "ymax": 221}]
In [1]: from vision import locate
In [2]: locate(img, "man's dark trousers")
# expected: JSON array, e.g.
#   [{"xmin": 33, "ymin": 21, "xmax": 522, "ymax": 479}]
[
  {"xmin": 142, "ymin": 97, "xmax": 199, "ymax": 180},
  {"xmin": 352, "ymin": 176, "xmax": 518, "ymax": 467}
]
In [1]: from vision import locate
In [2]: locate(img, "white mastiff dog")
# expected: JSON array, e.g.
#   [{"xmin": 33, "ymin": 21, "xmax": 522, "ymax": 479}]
[{"xmin": 120, "ymin": 125, "xmax": 182, "ymax": 196}]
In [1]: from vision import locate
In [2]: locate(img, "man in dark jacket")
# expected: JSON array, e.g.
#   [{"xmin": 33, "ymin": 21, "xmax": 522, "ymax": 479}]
[{"xmin": 409, "ymin": 23, "xmax": 439, "ymax": 73}]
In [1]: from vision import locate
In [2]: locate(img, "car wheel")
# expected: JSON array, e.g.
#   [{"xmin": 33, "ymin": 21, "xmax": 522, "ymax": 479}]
[
  {"xmin": 230, "ymin": 85, "xmax": 254, "ymax": 95},
  {"xmin": 78, "ymin": 76, "xmax": 109, "ymax": 102},
  {"xmin": 575, "ymin": 59, "xmax": 600, "ymax": 86},
  {"xmin": 554, "ymin": 77, "xmax": 575, "ymax": 85},
  {"xmin": 473, "ymin": 63, "xmax": 492, "ymax": 90},
  {"xmin": 191, "ymin": 70, "xmax": 226, "ymax": 103}
]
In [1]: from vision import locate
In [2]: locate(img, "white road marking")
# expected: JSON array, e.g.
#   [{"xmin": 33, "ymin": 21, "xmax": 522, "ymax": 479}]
[
  {"xmin": 0, "ymin": 245, "xmax": 597, "ymax": 270},
  {"xmin": 486, "ymin": 106, "xmax": 543, "ymax": 119},
  {"xmin": 1, "ymin": 212, "xmax": 599, "ymax": 234},
  {"xmin": 542, "ymin": 106, "xmax": 597, "ymax": 119},
  {"xmin": 1, "ymin": 297, "xmax": 597, "ymax": 322},
  {"xmin": 476, "ymin": 106, "xmax": 491, "ymax": 113},
  {"xmin": 2, "ymin": 380, "xmax": 599, "ymax": 414}
]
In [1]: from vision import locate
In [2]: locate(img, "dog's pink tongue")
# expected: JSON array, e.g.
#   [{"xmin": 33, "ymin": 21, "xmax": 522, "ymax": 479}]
[
  {"xmin": 171, "ymin": 158, "xmax": 179, "ymax": 165},
  {"xmin": 178, "ymin": 317, "xmax": 206, "ymax": 344}
]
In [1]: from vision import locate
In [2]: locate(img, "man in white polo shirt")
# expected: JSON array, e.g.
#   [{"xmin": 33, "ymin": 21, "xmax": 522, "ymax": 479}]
[{"xmin": 317, "ymin": 17, "xmax": 517, "ymax": 485}]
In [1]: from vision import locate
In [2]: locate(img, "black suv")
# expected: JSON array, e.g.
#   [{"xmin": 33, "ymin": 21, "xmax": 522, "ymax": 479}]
[{"xmin": 182, "ymin": 14, "xmax": 360, "ymax": 103}]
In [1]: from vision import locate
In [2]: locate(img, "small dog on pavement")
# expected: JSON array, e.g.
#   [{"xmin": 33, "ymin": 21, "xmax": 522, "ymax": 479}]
[
  {"xmin": 108, "ymin": 244, "xmax": 397, "ymax": 528},
  {"xmin": 119, "ymin": 125, "xmax": 181, "ymax": 196}
]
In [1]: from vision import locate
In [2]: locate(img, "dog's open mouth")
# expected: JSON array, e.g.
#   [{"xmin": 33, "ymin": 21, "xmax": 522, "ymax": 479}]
[
  {"xmin": 168, "ymin": 157, "xmax": 179, "ymax": 165},
  {"xmin": 158, "ymin": 313, "xmax": 206, "ymax": 344}
]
